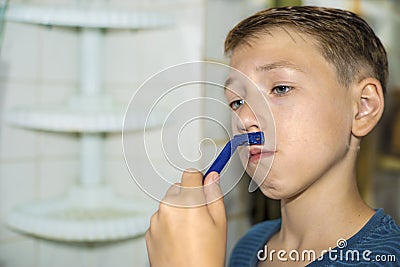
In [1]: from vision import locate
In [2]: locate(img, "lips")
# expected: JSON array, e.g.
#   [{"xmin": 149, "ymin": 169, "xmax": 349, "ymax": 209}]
[{"xmin": 248, "ymin": 146, "xmax": 275, "ymax": 163}]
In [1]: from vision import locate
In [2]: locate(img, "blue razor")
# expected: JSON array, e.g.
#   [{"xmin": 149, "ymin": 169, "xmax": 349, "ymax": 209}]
[{"xmin": 203, "ymin": 131, "xmax": 265, "ymax": 181}]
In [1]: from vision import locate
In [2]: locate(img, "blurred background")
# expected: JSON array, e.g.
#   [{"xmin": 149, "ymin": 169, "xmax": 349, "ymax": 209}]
[{"xmin": 0, "ymin": 0, "xmax": 399, "ymax": 266}]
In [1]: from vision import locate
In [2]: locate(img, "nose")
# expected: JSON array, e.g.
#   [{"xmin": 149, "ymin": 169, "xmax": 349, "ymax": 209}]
[{"xmin": 235, "ymin": 102, "xmax": 260, "ymax": 133}]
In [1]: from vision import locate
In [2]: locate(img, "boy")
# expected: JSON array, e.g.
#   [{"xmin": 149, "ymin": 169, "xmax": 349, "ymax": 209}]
[{"xmin": 145, "ymin": 6, "xmax": 400, "ymax": 266}]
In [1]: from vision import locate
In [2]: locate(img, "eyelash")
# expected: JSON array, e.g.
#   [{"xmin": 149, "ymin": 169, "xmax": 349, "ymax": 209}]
[
  {"xmin": 272, "ymin": 85, "xmax": 293, "ymax": 96},
  {"xmin": 228, "ymin": 85, "xmax": 293, "ymax": 110},
  {"xmin": 229, "ymin": 99, "xmax": 244, "ymax": 111}
]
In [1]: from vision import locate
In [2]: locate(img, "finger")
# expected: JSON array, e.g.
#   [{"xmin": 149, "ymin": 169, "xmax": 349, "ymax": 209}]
[
  {"xmin": 203, "ymin": 172, "xmax": 226, "ymax": 225},
  {"xmin": 145, "ymin": 228, "xmax": 152, "ymax": 243},
  {"xmin": 165, "ymin": 182, "xmax": 181, "ymax": 196},
  {"xmin": 180, "ymin": 168, "xmax": 203, "ymax": 188},
  {"xmin": 160, "ymin": 183, "xmax": 181, "ymax": 206},
  {"xmin": 171, "ymin": 169, "xmax": 206, "ymax": 207},
  {"xmin": 145, "ymin": 230, "xmax": 154, "ymax": 265},
  {"xmin": 149, "ymin": 212, "xmax": 158, "ymax": 228}
]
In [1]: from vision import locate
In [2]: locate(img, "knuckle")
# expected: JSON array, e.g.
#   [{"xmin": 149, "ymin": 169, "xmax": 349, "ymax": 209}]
[
  {"xmin": 145, "ymin": 229, "xmax": 151, "ymax": 239},
  {"xmin": 149, "ymin": 212, "xmax": 158, "ymax": 226}
]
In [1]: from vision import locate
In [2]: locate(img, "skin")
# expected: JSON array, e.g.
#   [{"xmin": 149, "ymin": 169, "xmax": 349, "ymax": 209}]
[
  {"xmin": 146, "ymin": 27, "xmax": 385, "ymax": 266},
  {"xmin": 146, "ymin": 170, "xmax": 227, "ymax": 267}
]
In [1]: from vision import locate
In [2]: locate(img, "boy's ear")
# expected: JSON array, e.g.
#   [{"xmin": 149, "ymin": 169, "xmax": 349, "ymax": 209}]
[{"xmin": 352, "ymin": 77, "xmax": 385, "ymax": 137}]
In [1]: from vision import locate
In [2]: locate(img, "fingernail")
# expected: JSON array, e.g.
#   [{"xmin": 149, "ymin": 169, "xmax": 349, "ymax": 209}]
[{"xmin": 212, "ymin": 172, "xmax": 220, "ymax": 184}]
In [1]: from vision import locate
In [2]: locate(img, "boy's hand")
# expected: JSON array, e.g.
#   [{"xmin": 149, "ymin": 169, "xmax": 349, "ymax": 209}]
[{"xmin": 145, "ymin": 170, "xmax": 227, "ymax": 267}]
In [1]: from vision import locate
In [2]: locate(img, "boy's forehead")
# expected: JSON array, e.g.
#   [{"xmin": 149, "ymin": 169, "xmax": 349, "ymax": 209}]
[
  {"xmin": 230, "ymin": 27, "xmax": 322, "ymax": 60},
  {"xmin": 228, "ymin": 28, "xmax": 332, "ymax": 75},
  {"xmin": 225, "ymin": 27, "xmax": 343, "ymax": 93}
]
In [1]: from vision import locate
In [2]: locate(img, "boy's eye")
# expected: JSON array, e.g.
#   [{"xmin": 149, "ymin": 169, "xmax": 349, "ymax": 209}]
[
  {"xmin": 272, "ymin": 85, "xmax": 293, "ymax": 96},
  {"xmin": 229, "ymin": 99, "xmax": 244, "ymax": 110}
]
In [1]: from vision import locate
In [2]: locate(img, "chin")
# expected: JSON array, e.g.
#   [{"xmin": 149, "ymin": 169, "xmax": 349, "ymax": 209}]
[
  {"xmin": 254, "ymin": 174, "xmax": 280, "ymax": 199},
  {"xmin": 259, "ymin": 186, "xmax": 283, "ymax": 200},
  {"xmin": 257, "ymin": 175, "xmax": 295, "ymax": 200}
]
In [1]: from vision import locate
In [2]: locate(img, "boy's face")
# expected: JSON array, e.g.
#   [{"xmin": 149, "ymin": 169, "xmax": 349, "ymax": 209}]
[{"xmin": 225, "ymin": 28, "xmax": 355, "ymax": 199}]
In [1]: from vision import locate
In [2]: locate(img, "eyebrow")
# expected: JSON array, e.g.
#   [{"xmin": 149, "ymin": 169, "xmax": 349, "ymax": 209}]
[
  {"xmin": 224, "ymin": 77, "xmax": 234, "ymax": 90},
  {"xmin": 255, "ymin": 60, "xmax": 304, "ymax": 72},
  {"xmin": 223, "ymin": 77, "xmax": 244, "ymax": 95},
  {"xmin": 224, "ymin": 61, "xmax": 303, "ymax": 91}
]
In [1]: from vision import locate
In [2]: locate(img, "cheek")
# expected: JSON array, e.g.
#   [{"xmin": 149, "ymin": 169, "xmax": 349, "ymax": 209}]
[
  {"xmin": 270, "ymin": 101, "xmax": 352, "ymax": 189},
  {"xmin": 257, "ymin": 97, "xmax": 353, "ymax": 198},
  {"xmin": 316, "ymin": 99, "xmax": 353, "ymax": 147},
  {"xmin": 276, "ymin": 99, "xmax": 351, "ymax": 147}
]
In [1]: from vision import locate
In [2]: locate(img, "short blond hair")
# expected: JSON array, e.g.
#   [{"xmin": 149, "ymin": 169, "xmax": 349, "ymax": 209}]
[{"xmin": 225, "ymin": 6, "xmax": 388, "ymax": 93}]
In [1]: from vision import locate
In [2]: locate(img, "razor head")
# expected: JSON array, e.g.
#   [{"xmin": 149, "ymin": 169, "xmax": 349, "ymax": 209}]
[
  {"xmin": 203, "ymin": 131, "xmax": 265, "ymax": 179},
  {"xmin": 234, "ymin": 131, "xmax": 265, "ymax": 146}
]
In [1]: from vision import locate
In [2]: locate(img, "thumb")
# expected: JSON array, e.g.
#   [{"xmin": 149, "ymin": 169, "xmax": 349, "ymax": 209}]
[
  {"xmin": 203, "ymin": 172, "xmax": 226, "ymax": 225},
  {"xmin": 181, "ymin": 168, "xmax": 203, "ymax": 188}
]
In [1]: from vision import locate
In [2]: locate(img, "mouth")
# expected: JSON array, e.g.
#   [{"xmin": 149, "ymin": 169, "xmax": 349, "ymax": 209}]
[{"xmin": 248, "ymin": 146, "xmax": 275, "ymax": 163}]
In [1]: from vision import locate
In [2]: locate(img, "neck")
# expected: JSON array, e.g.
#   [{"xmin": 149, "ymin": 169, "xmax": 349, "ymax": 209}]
[{"xmin": 277, "ymin": 148, "xmax": 374, "ymax": 250}]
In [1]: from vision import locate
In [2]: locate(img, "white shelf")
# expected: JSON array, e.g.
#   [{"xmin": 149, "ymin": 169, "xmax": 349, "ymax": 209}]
[
  {"xmin": 4, "ymin": 3, "xmax": 171, "ymax": 243},
  {"xmin": 7, "ymin": 186, "xmax": 155, "ymax": 242},
  {"xmin": 5, "ymin": 4, "xmax": 173, "ymax": 29},
  {"xmin": 5, "ymin": 106, "xmax": 163, "ymax": 133}
]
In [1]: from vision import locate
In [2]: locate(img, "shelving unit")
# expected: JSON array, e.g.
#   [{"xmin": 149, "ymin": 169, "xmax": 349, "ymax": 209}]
[{"xmin": 5, "ymin": 3, "xmax": 172, "ymax": 242}]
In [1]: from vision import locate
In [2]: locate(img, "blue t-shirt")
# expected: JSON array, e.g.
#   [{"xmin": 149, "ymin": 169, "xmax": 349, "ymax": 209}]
[{"xmin": 229, "ymin": 209, "xmax": 400, "ymax": 266}]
